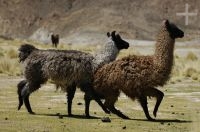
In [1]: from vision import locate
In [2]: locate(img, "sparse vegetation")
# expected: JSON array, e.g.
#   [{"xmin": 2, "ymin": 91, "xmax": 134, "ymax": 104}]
[
  {"xmin": 0, "ymin": 75, "xmax": 199, "ymax": 132},
  {"xmin": 186, "ymin": 52, "xmax": 198, "ymax": 61},
  {"xmin": 0, "ymin": 38, "xmax": 199, "ymax": 83},
  {"xmin": 0, "ymin": 38, "xmax": 199, "ymax": 131}
]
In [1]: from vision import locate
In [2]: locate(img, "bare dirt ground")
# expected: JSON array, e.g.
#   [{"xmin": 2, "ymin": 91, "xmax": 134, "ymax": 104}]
[{"xmin": 0, "ymin": 75, "xmax": 199, "ymax": 132}]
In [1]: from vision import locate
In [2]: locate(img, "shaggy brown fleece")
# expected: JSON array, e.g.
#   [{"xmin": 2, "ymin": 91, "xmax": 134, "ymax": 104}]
[{"xmin": 92, "ymin": 20, "xmax": 184, "ymax": 120}]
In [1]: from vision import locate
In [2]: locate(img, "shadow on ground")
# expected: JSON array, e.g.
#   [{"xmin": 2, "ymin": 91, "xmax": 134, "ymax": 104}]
[
  {"xmin": 33, "ymin": 113, "xmax": 192, "ymax": 123},
  {"xmin": 35, "ymin": 113, "xmax": 101, "ymax": 119},
  {"xmin": 129, "ymin": 118, "xmax": 192, "ymax": 123}
]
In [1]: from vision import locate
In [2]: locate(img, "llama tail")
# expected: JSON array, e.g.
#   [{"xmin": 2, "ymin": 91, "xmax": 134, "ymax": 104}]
[
  {"xmin": 18, "ymin": 44, "xmax": 37, "ymax": 62},
  {"xmin": 17, "ymin": 80, "xmax": 27, "ymax": 110}
]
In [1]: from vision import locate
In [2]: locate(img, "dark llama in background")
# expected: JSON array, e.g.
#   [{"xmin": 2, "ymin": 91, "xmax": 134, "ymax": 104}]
[
  {"xmin": 51, "ymin": 34, "xmax": 59, "ymax": 48},
  {"xmin": 86, "ymin": 20, "xmax": 184, "ymax": 120},
  {"xmin": 17, "ymin": 31, "xmax": 129, "ymax": 117}
]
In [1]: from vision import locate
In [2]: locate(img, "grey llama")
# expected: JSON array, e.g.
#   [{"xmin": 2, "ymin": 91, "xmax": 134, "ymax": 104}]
[
  {"xmin": 17, "ymin": 31, "xmax": 129, "ymax": 117},
  {"xmin": 86, "ymin": 20, "xmax": 184, "ymax": 120}
]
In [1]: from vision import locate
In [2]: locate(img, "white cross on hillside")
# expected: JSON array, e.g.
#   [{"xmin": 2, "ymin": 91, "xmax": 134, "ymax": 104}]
[{"xmin": 176, "ymin": 3, "xmax": 198, "ymax": 26}]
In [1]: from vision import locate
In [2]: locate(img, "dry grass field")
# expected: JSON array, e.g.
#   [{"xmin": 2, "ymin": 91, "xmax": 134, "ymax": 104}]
[{"xmin": 0, "ymin": 38, "xmax": 199, "ymax": 132}]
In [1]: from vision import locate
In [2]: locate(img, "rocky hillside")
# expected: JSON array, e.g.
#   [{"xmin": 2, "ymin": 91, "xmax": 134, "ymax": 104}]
[{"xmin": 0, "ymin": 0, "xmax": 199, "ymax": 44}]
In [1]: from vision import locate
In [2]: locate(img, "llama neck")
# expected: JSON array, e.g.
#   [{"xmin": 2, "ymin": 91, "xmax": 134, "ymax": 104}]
[
  {"xmin": 154, "ymin": 28, "xmax": 175, "ymax": 74},
  {"xmin": 93, "ymin": 40, "xmax": 119, "ymax": 72}
]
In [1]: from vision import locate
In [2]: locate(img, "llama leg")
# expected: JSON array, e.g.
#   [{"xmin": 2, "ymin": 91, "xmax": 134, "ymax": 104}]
[
  {"xmin": 17, "ymin": 80, "xmax": 27, "ymax": 111},
  {"xmin": 66, "ymin": 84, "xmax": 76, "ymax": 116},
  {"xmin": 90, "ymin": 91, "xmax": 110, "ymax": 114},
  {"xmin": 104, "ymin": 97, "xmax": 130, "ymax": 119},
  {"xmin": 22, "ymin": 82, "xmax": 42, "ymax": 114},
  {"xmin": 19, "ymin": 83, "xmax": 35, "ymax": 114},
  {"xmin": 144, "ymin": 87, "xmax": 164, "ymax": 117},
  {"xmin": 84, "ymin": 93, "xmax": 92, "ymax": 118},
  {"xmin": 83, "ymin": 85, "xmax": 109, "ymax": 117},
  {"xmin": 138, "ymin": 95, "xmax": 154, "ymax": 121},
  {"xmin": 24, "ymin": 93, "xmax": 35, "ymax": 114}
]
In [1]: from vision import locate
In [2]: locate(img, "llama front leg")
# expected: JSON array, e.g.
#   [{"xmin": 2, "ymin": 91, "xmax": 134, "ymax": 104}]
[
  {"xmin": 18, "ymin": 81, "xmax": 35, "ymax": 114},
  {"xmin": 83, "ymin": 85, "xmax": 109, "ymax": 117},
  {"xmin": 17, "ymin": 80, "xmax": 27, "ymax": 111},
  {"xmin": 66, "ymin": 83, "xmax": 76, "ymax": 116},
  {"xmin": 84, "ymin": 93, "xmax": 92, "ymax": 118},
  {"xmin": 104, "ymin": 97, "xmax": 129, "ymax": 119},
  {"xmin": 24, "ymin": 93, "xmax": 35, "ymax": 114}
]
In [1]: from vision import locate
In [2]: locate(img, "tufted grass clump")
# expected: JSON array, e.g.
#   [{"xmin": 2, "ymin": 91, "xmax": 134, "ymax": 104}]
[
  {"xmin": 171, "ymin": 53, "xmax": 200, "ymax": 82},
  {"xmin": 0, "ymin": 57, "xmax": 21, "ymax": 76},
  {"xmin": 6, "ymin": 48, "xmax": 18, "ymax": 59},
  {"xmin": 185, "ymin": 51, "xmax": 198, "ymax": 61}
]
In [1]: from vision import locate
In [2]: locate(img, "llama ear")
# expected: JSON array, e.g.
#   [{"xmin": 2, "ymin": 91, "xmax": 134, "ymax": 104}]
[
  {"xmin": 111, "ymin": 31, "xmax": 116, "ymax": 39},
  {"xmin": 107, "ymin": 32, "xmax": 110, "ymax": 37},
  {"xmin": 163, "ymin": 19, "xmax": 170, "ymax": 28}
]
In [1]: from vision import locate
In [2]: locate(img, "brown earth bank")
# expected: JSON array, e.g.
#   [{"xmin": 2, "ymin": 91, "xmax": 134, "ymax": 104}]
[{"xmin": 0, "ymin": 0, "xmax": 200, "ymax": 44}]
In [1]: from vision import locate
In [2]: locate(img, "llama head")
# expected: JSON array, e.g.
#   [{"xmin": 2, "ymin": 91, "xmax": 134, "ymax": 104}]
[
  {"xmin": 107, "ymin": 31, "xmax": 129, "ymax": 50},
  {"xmin": 164, "ymin": 20, "xmax": 184, "ymax": 39},
  {"xmin": 18, "ymin": 44, "xmax": 36, "ymax": 62}
]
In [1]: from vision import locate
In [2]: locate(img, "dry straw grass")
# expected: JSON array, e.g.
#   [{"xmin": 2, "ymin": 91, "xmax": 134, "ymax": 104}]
[{"xmin": 0, "ymin": 38, "xmax": 199, "ymax": 82}]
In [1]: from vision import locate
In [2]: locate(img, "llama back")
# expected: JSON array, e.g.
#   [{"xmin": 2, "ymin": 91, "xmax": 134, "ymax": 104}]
[
  {"xmin": 22, "ymin": 48, "xmax": 94, "ymax": 87},
  {"xmin": 94, "ymin": 54, "xmax": 171, "ymax": 96}
]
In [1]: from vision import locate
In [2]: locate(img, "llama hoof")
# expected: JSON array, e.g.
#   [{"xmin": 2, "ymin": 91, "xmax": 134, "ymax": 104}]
[
  {"xmin": 105, "ymin": 109, "xmax": 110, "ymax": 114},
  {"xmin": 147, "ymin": 117, "xmax": 155, "ymax": 121},
  {"xmin": 122, "ymin": 116, "xmax": 130, "ymax": 120},
  {"xmin": 68, "ymin": 114, "xmax": 73, "ymax": 117},
  {"xmin": 85, "ymin": 115, "xmax": 91, "ymax": 119},
  {"xmin": 29, "ymin": 111, "xmax": 35, "ymax": 115}
]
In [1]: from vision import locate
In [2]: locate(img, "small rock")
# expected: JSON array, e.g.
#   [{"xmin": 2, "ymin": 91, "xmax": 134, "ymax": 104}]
[
  {"xmin": 5, "ymin": 117, "xmax": 8, "ymax": 120},
  {"xmin": 160, "ymin": 122, "xmax": 164, "ymax": 125},
  {"xmin": 181, "ymin": 113, "xmax": 184, "ymax": 115},
  {"xmin": 172, "ymin": 112, "xmax": 175, "ymax": 114},
  {"xmin": 94, "ymin": 112, "xmax": 97, "ymax": 115},
  {"xmin": 122, "ymin": 126, "xmax": 126, "ymax": 129},
  {"xmin": 59, "ymin": 115, "xmax": 63, "ymax": 119},
  {"xmin": 101, "ymin": 117, "xmax": 111, "ymax": 123},
  {"xmin": 168, "ymin": 123, "xmax": 170, "ymax": 126},
  {"xmin": 171, "ymin": 105, "xmax": 174, "ymax": 107},
  {"xmin": 48, "ymin": 107, "xmax": 51, "ymax": 109},
  {"xmin": 77, "ymin": 102, "xmax": 83, "ymax": 105}
]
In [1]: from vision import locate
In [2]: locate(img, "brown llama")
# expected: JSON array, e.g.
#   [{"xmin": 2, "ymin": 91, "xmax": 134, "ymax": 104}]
[{"xmin": 86, "ymin": 20, "xmax": 184, "ymax": 120}]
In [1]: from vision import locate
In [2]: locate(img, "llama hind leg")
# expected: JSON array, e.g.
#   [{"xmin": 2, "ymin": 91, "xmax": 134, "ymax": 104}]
[
  {"xmin": 144, "ymin": 87, "xmax": 164, "ymax": 117},
  {"xmin": 138, "ymin": 95, "xmax": 154, "ymax": 121},
  {"xmin": 83, "ymin": 85, "xmax": 109, "ymax": 117},
  {"xmin": 104, "ymin": 96, "xmax": 129, "ymax": 119}
]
